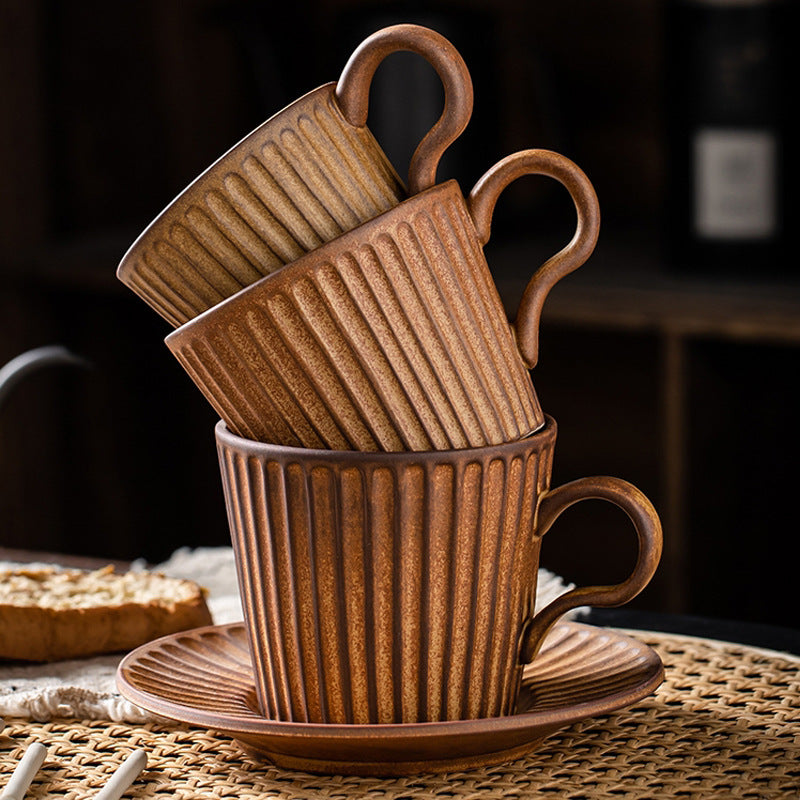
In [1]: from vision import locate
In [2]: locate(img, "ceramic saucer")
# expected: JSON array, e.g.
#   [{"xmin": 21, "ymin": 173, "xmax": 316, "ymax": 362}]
[{"xmin": 117, "ymin": 621, "xmax": 663, "ymax": 776}]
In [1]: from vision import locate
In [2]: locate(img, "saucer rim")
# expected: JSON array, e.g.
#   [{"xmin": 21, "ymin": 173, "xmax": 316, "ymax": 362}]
[{"xmin": 117, "ymin": 620, "xmax": 665, "ymax": 739}]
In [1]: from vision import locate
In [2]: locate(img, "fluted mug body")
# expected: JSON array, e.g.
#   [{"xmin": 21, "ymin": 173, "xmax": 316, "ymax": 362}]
[
  {"xmin": 216, "ymin": 416, "xmax": 662, "ymax": 723},
  {"xmin": 118, "ymin": 24, "xmax": 474, "ymax": 327}
]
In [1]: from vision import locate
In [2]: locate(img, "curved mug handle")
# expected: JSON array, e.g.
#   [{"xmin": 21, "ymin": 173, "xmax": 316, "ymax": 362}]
[
  {"xmin": 467, "ymin": 149, "xmax": 601, "ymax": 369},
  {"xmin": 520, "ymin": 476, "xmax": 663, "ymax": 663},
  {"xmin": 335, "ymin": 23, "xmax": 474, "ymax": 195}
]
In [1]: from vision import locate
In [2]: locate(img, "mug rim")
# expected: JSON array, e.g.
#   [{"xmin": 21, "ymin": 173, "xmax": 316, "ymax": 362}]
[{"xmin": 214, "ymin": 413, "xmax": 554, "ymax": 462}]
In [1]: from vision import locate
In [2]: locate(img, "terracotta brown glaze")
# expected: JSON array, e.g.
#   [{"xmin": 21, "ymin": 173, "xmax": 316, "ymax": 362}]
[
  {"xmin": 167, "ymin": 150, "xmax": 599, "ymax": 451},
  {"xmin": 467, "ymin": 150, "xmax": 601, "ymax": 368},
  {"xmin": 214, "ymin": 415, "xmax": 661, "ymax": 725},
  {"xmin": 335, "ymin": 24, "xmax": 474, "ymax": 196},
  {"xmin": 116, "ymin": 24, "xmax": 473, "ymax": 327},
  {"xmin": 116, "ymin": 620, "xmax": 664, "ymax": 776}
]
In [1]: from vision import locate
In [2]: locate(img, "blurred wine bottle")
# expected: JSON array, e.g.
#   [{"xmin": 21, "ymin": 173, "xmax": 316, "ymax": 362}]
[{"xmin": 664, "ymin": 0, "xmax": 794, "ymax": 278}]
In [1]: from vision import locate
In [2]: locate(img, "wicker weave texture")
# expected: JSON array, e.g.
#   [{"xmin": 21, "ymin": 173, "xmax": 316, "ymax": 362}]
[{"xmin": 1, "ymin": 629, "xmax": 798, "ymax": 799}]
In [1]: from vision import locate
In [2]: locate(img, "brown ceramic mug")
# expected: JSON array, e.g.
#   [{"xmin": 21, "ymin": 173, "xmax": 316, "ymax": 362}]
[
  {"xmin": 168, "ymin": 149, "xmax": 600, "ymax": 452},
  {"xmin": 216, "ymin": 414, "xmax": 662, "ymax": 725},
  {"xmin": 117, "ymin": 23, "xmax": 473, "ymax": 327}
]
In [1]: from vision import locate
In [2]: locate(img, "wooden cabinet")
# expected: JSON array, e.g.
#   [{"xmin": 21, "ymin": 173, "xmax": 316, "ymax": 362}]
[
  {"xmin": 493, "ymin": 236, "xmax": 800, "ymax": 628},
  {"xmin": 1, "ymin": 0, "xmax": 798, "ymax": 629}
]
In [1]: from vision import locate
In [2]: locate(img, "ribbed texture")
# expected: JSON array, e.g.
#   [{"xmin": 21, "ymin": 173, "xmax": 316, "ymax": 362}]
[
  {"xmin": 68, "ymin": 624, "xmax": 800, "ymax": 781},
  {"xmin": 121, "ymin": 625, "xmax": 257, "ymax": 718},
  {"xmin": 118, "ymin": 84, "xmax": 405, "ymax": 327},
  {"xmin": 216, "ymin": 425, "xmax": 555, "ymax": 724},
  {"xmin": 117, "ymin": 620, "xmax": 663, "ymax": 730},
  {"xmin": 169, "ymin": 181, "xmax": 543, "ymax": 452}
]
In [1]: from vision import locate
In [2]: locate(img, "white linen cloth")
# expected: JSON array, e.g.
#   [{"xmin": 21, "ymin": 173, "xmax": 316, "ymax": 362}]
[{"xmin": 0, "ymin": 547, "xmax": 581, "ymax": 722}]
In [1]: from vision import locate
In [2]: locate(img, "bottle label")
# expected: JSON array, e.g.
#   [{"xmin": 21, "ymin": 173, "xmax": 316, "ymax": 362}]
[{"xmin": 693, "ymin": 128, "xmax": 776, "ymax": 240}]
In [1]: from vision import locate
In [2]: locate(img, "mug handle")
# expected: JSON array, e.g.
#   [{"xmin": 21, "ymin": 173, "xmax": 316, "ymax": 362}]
[
  {"xmin": 335, "ymin": 23, "xmax": 474, "ymax": 195},
  {"xmin": 467, "ymin": 149, "xmax": 601, "ymax": 369},
  {"xmin": 520, "ymin": 476, "xmax": 663, "ymax": 663}
]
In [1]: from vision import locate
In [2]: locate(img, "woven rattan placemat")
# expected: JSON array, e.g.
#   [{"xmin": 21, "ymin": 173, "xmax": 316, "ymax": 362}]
[{"xmin": 1, "ymin": 628, "xmax": 798, "ymax": 799}]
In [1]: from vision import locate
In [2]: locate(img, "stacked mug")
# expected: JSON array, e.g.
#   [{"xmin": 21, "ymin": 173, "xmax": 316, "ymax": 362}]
[{"xmin": 118, "ymin": 24, "xmax": 662, "ymax": 726}]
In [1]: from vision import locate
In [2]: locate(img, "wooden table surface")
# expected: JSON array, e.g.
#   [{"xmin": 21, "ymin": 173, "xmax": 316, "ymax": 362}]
[{"xmin": 0, "ymin": 546, "xmax": 135, "ymax": 571}]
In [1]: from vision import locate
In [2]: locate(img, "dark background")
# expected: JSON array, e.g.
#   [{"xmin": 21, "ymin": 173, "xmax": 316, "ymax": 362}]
[{"xmin": 1, "ymin": 0, "xmax": 798, "ymax": 629}]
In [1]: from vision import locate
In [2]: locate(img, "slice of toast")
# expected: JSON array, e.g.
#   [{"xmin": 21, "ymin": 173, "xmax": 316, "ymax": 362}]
[{"xmin": 0, "ymin": 565, "xmax": 213, "ymax": 661}]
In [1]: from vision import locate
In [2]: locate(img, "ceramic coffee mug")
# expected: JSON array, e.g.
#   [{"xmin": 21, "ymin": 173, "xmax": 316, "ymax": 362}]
[
  {"xmin": 117, "ymin": 24, "xmax": 473, "ymax": 327},
  {"xmin": 216, "ymin": 415, "xmax": 662, "ymax": 724},
  {"xmin": 168, "ymin": 149, "xmax": 600, "ymax": 452}
]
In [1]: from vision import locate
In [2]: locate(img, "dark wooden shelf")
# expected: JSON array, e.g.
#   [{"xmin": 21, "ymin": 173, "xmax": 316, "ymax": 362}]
[
  {"xmin": 3, "ymin": 228, "xmax": 141, "ymax": 295},
  {"xmin": 2, "ymin": 0, "xmax": 797, "ymax": 627},
  {"xmin": 493, "ymin": 234, "xmax": 800, "ymax": 344},
  {"xmin": 490, "ymin": 231, "xmax": 800, "ymax": 624}
]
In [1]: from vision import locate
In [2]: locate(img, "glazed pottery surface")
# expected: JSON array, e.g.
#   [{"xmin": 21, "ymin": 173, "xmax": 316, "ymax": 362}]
[
  {"xmin": 169, "ymin": 149, "xmax": 600, "ymax": 451},
  {"xmin": 215, "ymin": 415, "xmax": 661, "ymax": 724},
  {"xmin": 117, "ymin": 23, "xmax": 473, "ymax": 327},
  {"xmin": 116, "ymin": 620, "xmax": 664, "ymax": 776}
]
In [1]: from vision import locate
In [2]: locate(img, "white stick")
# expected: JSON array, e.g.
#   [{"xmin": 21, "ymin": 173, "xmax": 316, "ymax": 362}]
[
  {"xmin": 0, "ymin": 742, "xmax": 47, "ymax": 800},
  {"xmin": 93, "ymin": 749, "xmax": 147, "ymax": 800}
]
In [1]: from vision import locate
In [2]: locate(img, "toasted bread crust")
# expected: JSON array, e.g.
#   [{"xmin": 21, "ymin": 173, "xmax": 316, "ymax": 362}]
[{"xmin": 0, "ymin": 566, "xmax": 213, "ymax": 661}]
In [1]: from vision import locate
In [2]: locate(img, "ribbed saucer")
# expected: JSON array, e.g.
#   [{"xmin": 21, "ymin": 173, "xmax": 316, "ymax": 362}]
[{"xmin": 117, "ymin": 621, "xmax": 663, "ymax": 776}]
